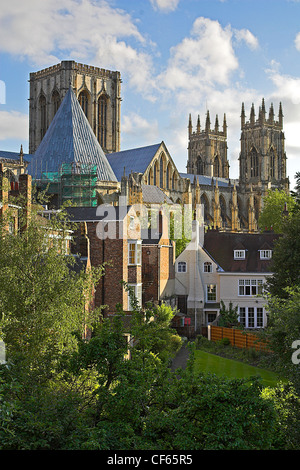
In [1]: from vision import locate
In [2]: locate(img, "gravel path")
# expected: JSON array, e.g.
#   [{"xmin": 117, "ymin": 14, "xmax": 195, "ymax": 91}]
[{"xmin": 170, "ymin": 344, "xmax": 190, "ymax": 372}]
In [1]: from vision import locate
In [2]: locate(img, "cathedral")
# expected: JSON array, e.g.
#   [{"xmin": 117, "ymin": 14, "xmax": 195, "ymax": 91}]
[{"xmin": 3, "ymin": 60, "xmax": 289, "ymax": 234}]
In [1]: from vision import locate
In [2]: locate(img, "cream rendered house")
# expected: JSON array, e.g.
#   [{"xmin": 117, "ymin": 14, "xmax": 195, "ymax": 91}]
[{"xmin": 175, "ymin": 220, "xmax": 280, "ymax": 334}]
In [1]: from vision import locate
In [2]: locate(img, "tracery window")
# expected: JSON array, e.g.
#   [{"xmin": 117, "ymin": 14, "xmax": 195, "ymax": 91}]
[
  {"xmin": 250, "ymin": 148, "xmax": 259, "ymax": 177},
  {"xmin": 270, "ymin": 148, "xmax": 275, "ymax": 178},
  {"xmin": 79, "ymin": 91, "xmax": 89, "ymax": 118},
  {"xmin": 98, "ymin": 95, "xmax": 107, "ymax": 149},
  {"xmin": 213, "ymin": 156, "xmax": 220, "ymax": 177},
  {"xmin": 39, "ymin": 95, "xmax": 47, "ymax": 140},
  {"xmin": 51, "ymin": 90, "xmax": 60, "ymax": 118},
  {"xmin": 197, "ymin": 157, "xmax": 204, "ymax": 174}
]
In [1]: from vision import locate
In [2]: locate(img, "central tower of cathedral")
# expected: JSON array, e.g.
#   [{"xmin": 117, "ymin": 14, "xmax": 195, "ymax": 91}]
[{"xmin": 29, "ymin": 60, "xmax": 121, "ymax": 155}]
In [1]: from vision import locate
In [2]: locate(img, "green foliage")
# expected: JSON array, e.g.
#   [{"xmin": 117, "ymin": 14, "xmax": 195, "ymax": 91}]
[
  {"xmin": 264, "ymin": 288, "xmax": 300, "ymax": 393},
  {"xmin": 267, "ymin": 209, "xmax": 300, "ymax": 298},
  {"xmin": 258, "ymin": 189, "xmax": 295, "ymax": 233},
  {"xmin": 0, "ymin": 197, "xmax": 104, "ymax": 382},
  {"xmin": 218, "ymin": 300, "xmax": 240, "ymax": 328}
]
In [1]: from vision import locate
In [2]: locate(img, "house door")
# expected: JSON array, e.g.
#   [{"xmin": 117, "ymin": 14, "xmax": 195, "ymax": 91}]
[{"xmin": 177, "ymin": 295, "xmax": 187, "ymax": 314}]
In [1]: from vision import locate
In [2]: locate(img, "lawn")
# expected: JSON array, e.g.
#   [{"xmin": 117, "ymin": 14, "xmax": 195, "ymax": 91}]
[{"xmin": 193, "ymin": 350, "xmax": 282, "ymax": 387}]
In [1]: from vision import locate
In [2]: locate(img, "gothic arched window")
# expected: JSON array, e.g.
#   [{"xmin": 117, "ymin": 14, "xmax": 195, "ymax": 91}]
[
  {"xmin": 39, "ymin": 95, "xmax": 47, "ymax": 140},
  {"xmin": 197, "ymin": 157, "xmax": 204, "ymax": 174},
  {"xmin": 51, "ymin": 90, "xmax": 60, "ymax": 118},
  {"xmin": 220, "ymin": 195, "xmax": 227, "ymax": 224},
  {"xmin": 98, "ymin": 95, "xmax": 107, "ymax": 149},
  {"xmin": 213, "ymin": 156, "xmax": 220, "ymax": 177},
  {"xmin": 270, "ymin": 148, "xmax": 275, "ymax": 178},
  {"xmin": 201, "ymin": 193, "xmax": 210, "ymax": 223},
  {"xmin": 250, "ymin": 148, "xmax": 259, "ymax": 177},
  {"xmin": 160, "ymin": 157, "xmax": 164, "ymax": 188},
  {"xmin": 79, "ymin": 91, "xmax": 89, "ymax": 119},
  {"xmin": 154, "ymin": 162, "xmax": 158, "ymax": 186}
]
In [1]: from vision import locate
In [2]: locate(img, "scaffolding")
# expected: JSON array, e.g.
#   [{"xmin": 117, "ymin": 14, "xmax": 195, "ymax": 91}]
[{"xmin": 39, "ymin": 162, "xmax": 97, "ymax": 207}]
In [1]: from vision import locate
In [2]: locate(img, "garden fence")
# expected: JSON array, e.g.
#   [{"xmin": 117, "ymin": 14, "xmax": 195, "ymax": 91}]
[{"xmin": 208, "ymin": 325, "xmax": 271, "ymax": 352}]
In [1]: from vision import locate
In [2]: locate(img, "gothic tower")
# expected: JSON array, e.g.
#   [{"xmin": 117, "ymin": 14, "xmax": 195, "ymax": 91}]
[
  {"xmin": 239, "ymin": 99, "xmax": 289, "ymax": 193},
  {"xmin": 29, "ymin": 60, "xmax": 121, "ymax": 154},
  {"xmin": 187, "ymin": 111, "xmax": 229, "ymax": 178}
]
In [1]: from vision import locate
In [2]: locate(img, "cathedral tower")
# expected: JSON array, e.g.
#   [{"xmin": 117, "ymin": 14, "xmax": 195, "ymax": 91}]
[
  {"xmin": 239, "ymin": 99, "xmax": 289, "ymax": 193},
  {"xmin": 187, "ymin": 111, "xmax": 229, "ymax": 178},
  {"xmin": 29, "ymin": 60, "xmax": 121, "ymax": 154}
]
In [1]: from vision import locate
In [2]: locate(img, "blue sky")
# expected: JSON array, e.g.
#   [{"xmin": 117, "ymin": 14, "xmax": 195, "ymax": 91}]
[{"xmin": 0, "ymin": 0, "xmax": 300, "ymax": 189}]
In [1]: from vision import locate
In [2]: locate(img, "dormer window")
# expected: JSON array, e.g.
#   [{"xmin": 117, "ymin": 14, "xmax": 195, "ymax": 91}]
[
  {"xmin": 259, "ymin": 250, "xmax": 272, "ymax": 259},
  {"xmin": 234, "ymin": 250, "xmax": 246, "ymax": 260}
]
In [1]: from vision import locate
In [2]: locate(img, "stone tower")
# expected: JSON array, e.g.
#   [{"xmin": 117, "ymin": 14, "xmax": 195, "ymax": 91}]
[
  {"xmin": 239, "ymin": 99, "xmax": 289, "ymax": 192},
  {"xmin": 187, "ymin": 111, "xmax": 229, "ymax": 178},
  {"xmin": 29, "ymin": 60, "xmax": 121, "ymax": 154}
]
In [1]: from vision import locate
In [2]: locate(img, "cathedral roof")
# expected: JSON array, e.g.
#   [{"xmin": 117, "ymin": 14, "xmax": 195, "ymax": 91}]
[
  {"xmin": 27, "ymin": 87, "xmax": 117, "ymax": 182},
  {"xmin": 180, "ymin": 173, "xmax": 231, "ymax": 187},
  {"xmin": 106, "ymin": 143, "xmax": 162, "ymax": 181}
]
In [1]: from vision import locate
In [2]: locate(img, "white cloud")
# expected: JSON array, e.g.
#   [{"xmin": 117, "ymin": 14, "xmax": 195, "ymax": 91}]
[
  {"xmin": 295, "ymin": 32, "xmax": 300, "ymax": 51},
  {"xmin": 149, "ymin": 0, "xmax": 180, "ymax": 12},
  {"xmin": 122, "ymin": 112, "xmax": 160, "ymax": 144},
  {"xmin": 0, "ymin": 110, "xmax": 28, "ymax": 142},
  {"xmin": 234, "ymin": 28, "xmax": 259, "ymax": 50}
]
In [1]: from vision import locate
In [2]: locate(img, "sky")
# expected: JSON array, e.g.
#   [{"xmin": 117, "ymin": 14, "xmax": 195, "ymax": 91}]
[{"xmin": 0, "ymin": 0, "xmax": 300, "ymax": 190}]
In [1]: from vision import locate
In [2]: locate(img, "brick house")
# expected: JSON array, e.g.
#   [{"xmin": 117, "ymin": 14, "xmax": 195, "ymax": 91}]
[{"xmin": 66, "ymin": 204, "xmax": 142, "ymax": 315}]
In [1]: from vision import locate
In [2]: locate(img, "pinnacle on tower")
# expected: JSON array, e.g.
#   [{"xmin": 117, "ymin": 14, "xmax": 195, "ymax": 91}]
[
  {"xmin": 250, "ymin": 103, "xmax": 255, "ymax": 125},
  {"xmin": 223, "ymin": 113, "xmax": 227, "ymax": 136},
  {"xmin": 268, "ymin": 103, "xmax": 274, "ymax": 123},
  {"xmin": 279, "ymin": 102, "xmax": 283, "ymax": 127},
  {"xmin": 205, "ymin": 110, "xmax": 211, "ymax": 133},
  {"xmin": 197, "ymin": 115, "xmax": 201, "ymax": 133},
  {"xmin": 215, "ymin": 114, "xmax": 219, "ymax": 132},
  {"xmin": 188, "ymin": 113, "xmax": 192, "ymax": 135},
  {"xmin": 241, "ymin": 102, "xmax": 245, "ymax": 128}
]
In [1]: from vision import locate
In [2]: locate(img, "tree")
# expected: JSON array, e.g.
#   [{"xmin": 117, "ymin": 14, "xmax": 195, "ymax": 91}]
[
  {"xmin": 218, "ymin": 300, "xmax": 240, "ymax": 328},
  {"xmin": 0, "ymin": 193, "xmax": 103, "ymax": 382},
  {"xmin": 264, "ymin": 288, "xmax": 300, "ymax": 393},
  {"xmin": 258, "ymin": 189, "xmax": 295, "ymax": 233},
  {"xmin": 267, "ymin": 209, "xmax": 300, "ymax": 299}
]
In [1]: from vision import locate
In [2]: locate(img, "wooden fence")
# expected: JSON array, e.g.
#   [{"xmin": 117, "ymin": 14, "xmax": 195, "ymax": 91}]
[{"xmin": 208, "ymin": 325, "xmax": 271, "ymax": 352}]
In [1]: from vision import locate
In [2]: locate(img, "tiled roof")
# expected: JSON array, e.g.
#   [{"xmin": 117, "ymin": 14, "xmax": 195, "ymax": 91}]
[
  {"xmin": 0, "ymin": 150, "xmax": 32, "ymax": 162},
  {"xmin": 27, "ymin": 87, "xmax": 117, "ymax": 182},
  {"xmin": 66, "ymin": 205, "xmax": 132, "ymax": 222},
  {"xmin": 106, "ymin": 143, "xmax": 161, "ymax": 181},
  {"xmin": 203, "ymin": 230, "xmax": 281, "ymax": 273},
  {"xmin": 141, "ymin": 184, "xmax": 173, "ymax": 204}
]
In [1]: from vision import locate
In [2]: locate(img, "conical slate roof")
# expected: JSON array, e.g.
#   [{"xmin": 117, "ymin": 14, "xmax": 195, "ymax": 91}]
[{"xmin": 27, "ymin": 87, "xmax": 117, "ymax": 182}]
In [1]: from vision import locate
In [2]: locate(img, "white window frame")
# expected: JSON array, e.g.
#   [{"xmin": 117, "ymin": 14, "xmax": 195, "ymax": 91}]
[
  {"xmin": 259, "ymin": 250, "xmax": 272, "ymax": 260},
  {"xmin": 234, "ymin": 250, "xmax": 246, "ymax": 259},
  {"xmin": 206, "ymin": 284, "xmax": 217, "ymax": 302},
  {"xmin": 128, "ymin": 240, "xmax": 142, "ymax": 266},
  {"xmin": 128, "ymin": 283, "xmax": 142, "ymax": 311},
  {"xmin": 177, "ymin": 261, "xmax": 187, "ymax": 273},
  {"xmin": 238, "ymin": 306, "xmax": 264, "ymax": 328},
  {"xmin": 203, "ymin": 261, "xmax": 213, "ymax": 273},
  {"xmin": 238, "ymin": 279, "xmax": 263, "ymax": 296}
]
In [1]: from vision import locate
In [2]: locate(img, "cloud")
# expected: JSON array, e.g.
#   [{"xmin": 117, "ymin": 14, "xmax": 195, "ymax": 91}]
[
  {"xmin": 122, "ymin": 112, "xmax": 160, "ymax": 144},
  {"xmin": 149, "ymin": 0, "xmax": 180, "ymax": 12},
  {"xmin": 0, "ymin": 110, "xmax": 28, "ymax": 142},
  {"xmin": 234, "ymin": 29, "xmax": 259, "ymax": 50},
  {"xmin": 158, "ymin": 17, "xmax": 239, "ymax": 90},
  {"xmin": 295, "ymin": 32, "xmax": 300, "ymax": 51},
  {"xmin": 0, "ymin": 0, "xmax": 148, "ymax": 66}
]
